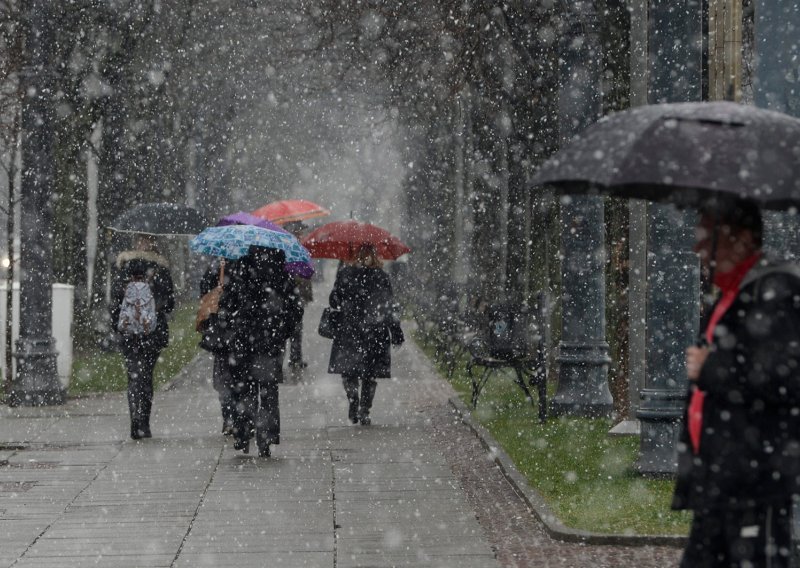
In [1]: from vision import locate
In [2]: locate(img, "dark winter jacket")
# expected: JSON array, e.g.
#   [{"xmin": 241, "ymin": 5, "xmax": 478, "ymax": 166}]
[
  {"xmin": 672, "ymin": 261, "xmax": 800, "ymax": 511},
  {"xmin": 219, "ymin": 248, "xmax": 302, "ymax": 357},
  {"xmin": 327, "ymin": 265, "xmax": 397, "ymax": 378},
  {"xmin": 110, "ymin": 250, "xmax": 175, "ymax": 351}
]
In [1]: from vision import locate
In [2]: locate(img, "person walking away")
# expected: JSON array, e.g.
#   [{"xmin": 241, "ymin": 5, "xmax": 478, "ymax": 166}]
[
  {"xmin": 110, "ymin": 235, "xmax": 175, "ymax": 440},
  {"xmin": 198, "ymin": 258, "xmax": 235, "ymax": 435},
  {"xmin": 674, "ymin": 199, "xmax": 800, "ymax": 567},
  {"xmin": 288, "ymin": 274, "xmax": 312, "ymax": 369},
  {"xmin": 327, "ymin": 244, "xmax": 403, "ymax": 425},
  {"xmin": 285, "ymin": 221, "xmax": 313, "ymax": 369},
  {"xmin": 223, "ymin": 246, "xmax": 302, "ymax": 457}
]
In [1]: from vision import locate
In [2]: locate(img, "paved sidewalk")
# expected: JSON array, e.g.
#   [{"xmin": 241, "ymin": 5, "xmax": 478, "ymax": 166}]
[
  {"xmin": 0, "ymin": 280, "xmax": 685, "ymax": 568},
  {"xmin": 0, "ymin": 306, "xmax": 501, "ymax": 567}
]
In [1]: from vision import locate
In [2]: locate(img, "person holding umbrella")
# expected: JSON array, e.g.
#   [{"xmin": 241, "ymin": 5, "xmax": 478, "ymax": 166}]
[
  {"xmin": 110, "ymin": 233, "xmax": 175, "ymax": 439},
  {"xmin": 326, "ymin": 244, "xmax": 404, "ymax": 425},
  {"xmin": 674, "ymin": 199, "xmax": 800, "ymax": 567},
  {"xmin": 220, "ymin": 245, "xmax": 302, "ymax": 457},
  {"xmin": 528, "ymin": 100, "xmax": 800, "ymax": 566}
]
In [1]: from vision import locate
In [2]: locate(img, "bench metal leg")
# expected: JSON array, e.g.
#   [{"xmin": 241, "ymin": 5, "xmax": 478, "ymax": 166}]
[
  {"xmin": 525, "ymin": 358, "xmax": 547, "ymax": 423},
  {"xmin": 470, "ymin": 366, "xmax": 493, "ymax": 409},
  {"xmin": 512, "ymin": 365, "xmax": 536, "ymax": 407}
]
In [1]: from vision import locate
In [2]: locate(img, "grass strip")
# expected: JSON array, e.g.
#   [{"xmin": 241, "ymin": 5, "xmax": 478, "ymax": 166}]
[
  {"xmin": 415, "ymin": 332, "xmax": 691, "ymax": 536},
  {"xmin": 70, "ymin": 304, "xmax": 200, "ymax": 396}
]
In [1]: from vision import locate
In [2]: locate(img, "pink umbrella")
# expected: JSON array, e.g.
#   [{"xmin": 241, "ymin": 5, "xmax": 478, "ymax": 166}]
[{"xmin": 252, "ymin": 199, "xmax": 330, "ymax": 225}]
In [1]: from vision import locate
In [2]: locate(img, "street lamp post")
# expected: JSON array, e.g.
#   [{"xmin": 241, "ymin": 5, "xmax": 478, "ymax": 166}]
[
  {"xmin": 634, "ymin": 0, "xmax": 702, "ymax": 475},
  {"xmin": 8, "ymin": 1, "xmax": 63, "ymax": 406},
  {"xmin": 551, "ymin": 0, "xmax": 613, "ymax": 418}
]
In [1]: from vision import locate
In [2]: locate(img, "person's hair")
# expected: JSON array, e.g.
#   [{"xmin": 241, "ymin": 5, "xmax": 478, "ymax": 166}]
[
  {"xmin": 701, "ymin": 198, "xmax": 763, "ymax": 247},
  {"xmin": 355, "ymin": 244, "xmax": 382, "ymax": 268},
  {"xmin": 126, "ymin": 259, "xmax": 148, "ymax": 279}
]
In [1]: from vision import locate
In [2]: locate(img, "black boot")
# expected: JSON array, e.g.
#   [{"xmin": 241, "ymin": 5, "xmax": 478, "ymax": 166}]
[
  {"xmin": 130, "ymin": 419, "xmax": 143, "ymax": 440},
  {"xmin": 343, "ymin": 376, "xmax": 359, "ymax": 424},
  {"xmin": 141, "ymin": 402, "xmax": 152, "ymax": 438},
  {"xmin": 359, "ymin": 379, "xmax": 377, "ymax": 425}
]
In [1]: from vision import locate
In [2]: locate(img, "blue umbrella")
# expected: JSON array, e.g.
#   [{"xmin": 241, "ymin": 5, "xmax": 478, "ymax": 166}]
[{"xmin": 189, "ymin": 225, "xmax": 312, "ymax": 264}]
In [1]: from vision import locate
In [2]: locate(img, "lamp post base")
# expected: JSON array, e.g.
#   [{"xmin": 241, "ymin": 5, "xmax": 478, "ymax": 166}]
[
  {"xmin": 550, "ymin": 341, "xmax": 613, "ymax": 418},
  {"xmin": 9, "ymin": 337, "xmax": 63, "ymax": 407},
  {"xmin": 634, "ymin": 389, "xmax": 685, "ymax": 476}
]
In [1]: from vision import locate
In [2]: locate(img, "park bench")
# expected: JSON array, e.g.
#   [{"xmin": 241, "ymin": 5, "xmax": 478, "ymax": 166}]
[{"xmin": 466, "ymin": 297, "xmax": 547, "ymax": 423}]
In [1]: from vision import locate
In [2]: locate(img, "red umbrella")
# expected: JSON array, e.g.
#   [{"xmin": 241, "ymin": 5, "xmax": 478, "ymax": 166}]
[
  {"xmin": 301, "ymin": 220, "xmax": 411, "ymax": 261},
  {"xmin": 251, "ymin": 199, "xmax": 330, "ymax": 225}
]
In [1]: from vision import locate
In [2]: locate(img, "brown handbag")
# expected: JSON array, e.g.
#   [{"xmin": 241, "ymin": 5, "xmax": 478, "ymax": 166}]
[{"xmin": 195, "ymin": 260, "xmax": 225, "ymax": 332}]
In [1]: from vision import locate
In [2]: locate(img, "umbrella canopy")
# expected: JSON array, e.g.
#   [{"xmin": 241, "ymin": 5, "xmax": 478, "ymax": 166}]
[
  {"xmin": 215, "ymin": 212, "xmax": 313, "ymax": 278},
  {"xmin": 301, "ymin": 220, "xmax": 411, "ymax": 261},
  {"xmin": 108, "ymin": 203, "xmax": 207, "ymax": 235},
  {"xmin": 217, "ymin": 211, "xmax": 288, "ymax": 233},
  {"xmin": 189, "ymin": 225, "xmax": 312, "ymax": 265},
  {"xmin": 530, "ymin": 101, "xmax": 800, "ymax": 211},
  {"xmin": 252, "ymin": 199, "xmax": 331, "ymax": 225}
]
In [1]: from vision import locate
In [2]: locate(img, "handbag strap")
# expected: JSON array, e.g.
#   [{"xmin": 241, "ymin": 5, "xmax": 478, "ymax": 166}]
[{"xmin": 217, "ymin": 259, "xmax": 225, "ymax": 288}]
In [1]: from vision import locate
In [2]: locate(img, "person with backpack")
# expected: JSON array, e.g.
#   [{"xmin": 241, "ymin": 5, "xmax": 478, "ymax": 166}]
[
  {"xmin": 110, "ymin": 235, "xmax": 176, "ymax": 440},
  {"xmin": 221, "ymin": 245, "xmax": 302, "ymax": 457},
  {"xmin": 326, "ymin": 244, "xmax": 403, "ymax": 426}
]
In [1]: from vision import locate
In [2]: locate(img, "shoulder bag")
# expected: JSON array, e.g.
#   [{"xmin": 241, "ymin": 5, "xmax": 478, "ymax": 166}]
[
  {"xmin": 195, "ymin": 261, "xmax": 225, "ymax": 333},
  {"xmin": 318, "ymin": 307, "xmax": 342, "ymax": 339}
]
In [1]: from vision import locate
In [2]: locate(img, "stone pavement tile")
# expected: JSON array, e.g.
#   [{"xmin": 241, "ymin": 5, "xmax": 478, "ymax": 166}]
[
  {"xmin": 338, "ymin": 530, "xmax": 491, "ymax": 554},
  {"xmin": 173, "ymin": 551, "xmax": 331, "ymax": 568},
  {"xmin": 24, "ymin": 536, "xmax": 184, "ymax": 556},
  {"xmin": 15, "ymin": 554, "xmax": 174, "ymax": 568},
  {"xmin": 337, "ymin": 551, "xmax": 496, "ymax": 568},
  {"xmin": 178, "ymin": 532, "xmax": 334, "ymax": 553},
  {"xmin": 188, "ymin": 510, "xmax": 331, "ymax": 533}
]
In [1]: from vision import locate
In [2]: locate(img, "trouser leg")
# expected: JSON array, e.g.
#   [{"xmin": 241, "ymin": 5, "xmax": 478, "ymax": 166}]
[
  {"xmin": 343, "ymin": 375, "xmax": 359, "ymax": 423},
  {"xmin": 681, "ymin": 503, "xmax": 794, "ymax": 568},
  {"xmin": 138, "ymin": 346, "xmax": 158, "ymax": 435},
  {"xmin": 680, "ymin": 510, "xmax": 727, "ymax": 567},
  {"xmin": 213, "ymin": 355, "xmax": 235, "ymax": 429},
  {"xmin": 230, "ymin": 355, "xmax": 256, "ymax": 444},
  {"xmin": 123, "ymin": 340, "xmax": 156, "ymax": 438},
  {"xmin": 253, "ymin": 354, "xmax": 281, "ymax": 452},
  {"xmin": 289, "ymin": 318, "xmax": 303, "ymax": 365},
  {"xmin": 729, "ymin": 503, "xmax": 793, "ymax": 568},
  {"xmin": 359, "ymin": 377, "xmax": 377, "ymax": 423}
]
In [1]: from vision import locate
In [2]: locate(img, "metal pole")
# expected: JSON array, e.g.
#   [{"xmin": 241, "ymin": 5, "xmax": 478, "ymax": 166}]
[
  {"xmin": 551, "ymin": 0, "xmax": 613, "ymax": 418},
  {"xmin": 634, "ymin": 0, "xmax": 703, "ymax": 475},
  {"xmin": 753, "ymin": 2, "xmax": 800, "ymax": 258},
  {"xmin": 9, "ymin": 0, "xmax": 63, "ymax": 406}
]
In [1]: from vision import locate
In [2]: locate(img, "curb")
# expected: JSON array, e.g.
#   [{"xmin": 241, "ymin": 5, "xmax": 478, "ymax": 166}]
[{"xmin": 448, "ymin": 395, "xmax": 688, "ymax": 548}]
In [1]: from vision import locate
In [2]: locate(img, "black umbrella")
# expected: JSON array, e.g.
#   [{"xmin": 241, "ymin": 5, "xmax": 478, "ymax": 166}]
[
  {"xmin": 108, "ymin": 203, "xmax": 208, "ymax": 236},
  {"xmin": 530, "ymin": 101, "xmax": 800, "ymax": 211}
]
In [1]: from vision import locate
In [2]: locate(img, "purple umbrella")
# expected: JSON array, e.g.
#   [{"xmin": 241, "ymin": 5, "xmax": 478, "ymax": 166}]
[
  {"xmin": 217, "ymin": 211, "xmax": 288, "ymax": 233},
  {"xmin": 216, "ymin": 211, "xmax": 314, "ymax": 278}
]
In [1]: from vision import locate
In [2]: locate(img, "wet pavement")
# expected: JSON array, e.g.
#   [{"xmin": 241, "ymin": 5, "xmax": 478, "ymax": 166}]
[{"xmin": 0, "ymin": 292, "xmax": 683, "ymax": 567}]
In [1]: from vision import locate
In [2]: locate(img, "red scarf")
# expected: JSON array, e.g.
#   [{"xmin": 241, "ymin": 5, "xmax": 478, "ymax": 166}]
[{"xmin": 688, "ymin": 253, "xmax": 761, "ymax": 454}]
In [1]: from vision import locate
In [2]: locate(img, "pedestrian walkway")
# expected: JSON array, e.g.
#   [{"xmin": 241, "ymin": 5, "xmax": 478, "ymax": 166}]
[
  {"xmin": 0, "ymin": 276, "xmax": 687, "ymax": 568},
  {"xmin": 0, "ymin": 303, "xmax": 500, "ymax": 567}
]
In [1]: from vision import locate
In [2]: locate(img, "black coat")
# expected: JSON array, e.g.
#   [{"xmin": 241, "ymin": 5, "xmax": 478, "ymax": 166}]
[
  {"xmin": 327, "ymin": 265, "xmax": 395, "ymax": 378},
  {"xmin": 218, "ymin": 252, "xmax": 302, "ymax": 357},
  {"xmin": 111, "ymin": 250, "xmax": 175, "ymax": 351},
  {"xmin": 672, "ymin": 262, "xmax": 800, "ymax": 511}
]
